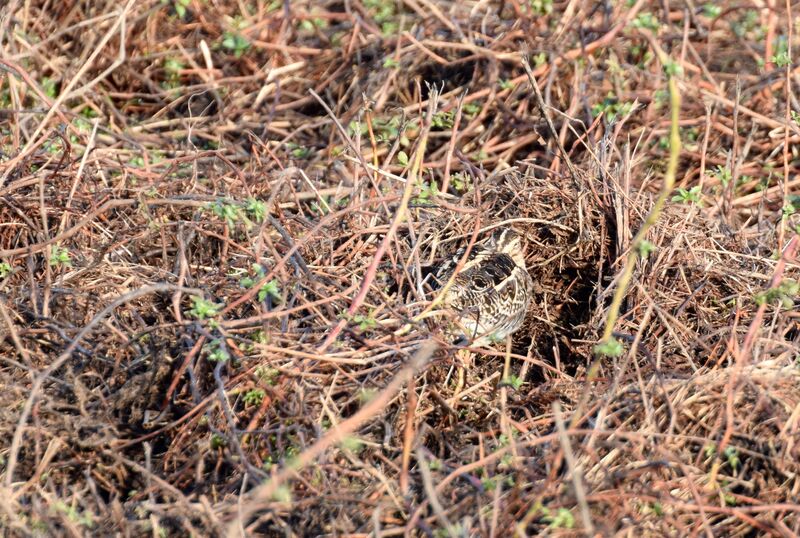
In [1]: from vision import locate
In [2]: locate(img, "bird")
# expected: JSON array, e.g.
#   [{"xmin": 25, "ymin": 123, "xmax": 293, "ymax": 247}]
[{"xmin": 435, "ymin": 229, "xmax": 534, "ymax": 346}]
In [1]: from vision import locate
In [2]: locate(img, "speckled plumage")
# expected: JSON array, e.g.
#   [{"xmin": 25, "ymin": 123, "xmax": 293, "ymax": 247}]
[{"xmin": 436, "ymin": 229, "xmax": 533, "ymax": 345}]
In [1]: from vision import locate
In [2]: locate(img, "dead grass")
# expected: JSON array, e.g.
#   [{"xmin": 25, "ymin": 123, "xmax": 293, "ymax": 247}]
[{"xmin": 1, "ymin": 0, "xmax": 800, "ymax": 535}]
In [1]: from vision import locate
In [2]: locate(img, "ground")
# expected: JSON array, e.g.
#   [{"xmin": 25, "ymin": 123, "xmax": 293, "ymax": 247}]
[{"xmin": 1, "ymin": 0, "xmax": 800, "ymax": 536}]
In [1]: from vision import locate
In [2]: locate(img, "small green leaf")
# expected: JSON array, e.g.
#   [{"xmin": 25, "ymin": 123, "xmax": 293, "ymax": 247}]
[
  {"xmin": 205, "ymin": 339, "xmax": 230, "ymax": 362},
  {"xmin": 501, "ymin": 375, "xmax": 524, "ymax": 391},
  {"xmin": 257, "ymin": 279, "xmax": 281, "ymax": 302},
  {"xmin": 40, "ymin": 77, "xmax": 58, "ymax": 99},
  {"xmin": 772, "ymin": 51, "xmax": 791, "ymax": 68},
  {"xmin": 637, "ymin": 240, "xmax": 656, "ymax": 258},
  {"xmin": 49, "ymin": 246, "xmax": 72, "ymax": 268},
  {"xmin": 341, "ymin": 435, "xmax": 364, "ymax": 453},
  {"xmin": 671, "ymin": 185, "xmax": 703, "ymax": 205},
  {"xmin": 210, "ymin": 433, "xmax": 227, "ymax": 449},
  {"xmin": 702, "ymin": 3, "xmax": 721, "ymax": 18},
  {"xmin": 711, "ymin": 165, "xmax": 732, "ymax": 187},
  {"xmin": 529, "ymin": 0, "xmax": 553, "ymax": 15},
  {"xmin": 499, "ymin": 79, "xmax": 515, "ymax": 91},
  {"xmin": 245, "ymin": 197, "xmax": 267, "ymax": 223},
  {"xmin": 631, "ymin": 12, "xmax": 660, "ymax": 31},
  {"xmin": 188, "ymin": 296, "xmax": 220, "ymax": 319},
  {"xmin": 290, "ymin": 145, "xmax": 311, "ymax": 158},
  {"xmin": 221, "ymin": 31, "xmax": 250, "ymax": 57},
  {"xmin": 431, "ymin": 110, "xmax": 454, "ymax": 129},
  {"xmin": 544, "ymin": 508, "xmax": 575, "ymax": 529},
  {"xmin": 210, "ymin": 200, "xmax": 240, "ymax": 226},
  {"xmin": 243, "ymin": 388, "xmax": 266, "ymax": 406},
  {"xmin": 397, "ymin": 150, "xmax": 409, "ymax": 166},
  {"xmin": 462, "ymin": 103, "xmax": 481, "ymax": 116},
  {"xmin": 664, "ymin": 59, "xmax": 683, "ymax": 77},
  {"xmin": 723, "ymin": 446, "xmax": 740, "ymax": 471},
  {"xmin": 593, "ymin": 337, "xmax": 624, "ymax": 357}
]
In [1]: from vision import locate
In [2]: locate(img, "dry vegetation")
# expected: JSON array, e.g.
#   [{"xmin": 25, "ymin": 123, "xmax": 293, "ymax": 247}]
[{"xmin": 2, "ymin": 0, "xmax": 800, "ymax": 535}]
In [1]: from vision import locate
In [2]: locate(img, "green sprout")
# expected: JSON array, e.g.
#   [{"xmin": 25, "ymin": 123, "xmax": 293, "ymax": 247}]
[
  {"xmin": 414, "ymin": 180, "xmax": 439, "ymax": 204},
  {"xmin": 481, "ymin": 476, "xmax": 498, "ymax": 491},
  {"xmin": 637, "ymin": 240, "xmax": 656, "ymax": 258},
  {"xmin": 243, "ymin": 388, "xmax": 266, "ymax": 406},
  {"xmin": 544, "ymin": 508, "xmax": 575, "ymax": 529},
  {"xmin": 272, "ymin": 485, "xmax": 292, "ymax": 503},
  {"xmin": 40, "ymin": 77, "xmax": 57, "ymax": 99},
  {"xmin": 350, "ymin": 114, "xmax": 415, "ymax": 146},
  {"xmin": 363, "ymin": 0, "xmax": 400, "ymax": 35},
  {"xmin": 221, "ymin": 31, "xmax": 250, "ymax": 57},
  {"xmin": 499, "ymin": 79, "xmax": 515, "ymax": 91},
  {"xmin": 289, "ymin": 144, "xmax": 311, "ymax": 159},
  {"xmin": 397, "ymin": 150, "xmax": 409, "ymax": 166},
  {"xmin": 240, "ymin": 264, "xmax": 281, "ymax": 303},
  {"xmin": 591, "ymin": 93, "xmax": 635, "ymax": 121},
  {"xmin": 733, "ymin": 10, "xmax": 762, "ymax": 39},
  {"xmin": 210, "ymin": 200, "xmax": 240, "ymax": 226},
  {"xmin": 462, "ymin": 102, "xmax": 481, "ymax": 117},
  {"xmin": 723, "ymin": 446, "xmax": 740, "ymax": 471},
  {"xmin": 210, "ymin": 433, "xmax": 227, "ymax": 449},
  {"xmin": 205, "ymin": 339, "xmax": 230, "ymax": 362},
  {"xmin": 653, "ymin": 88, "xmax": 669, "ymax": 108},
  {"xmin": 49, "ymin": 246, "xmax": 72, "ymax": 268},
  {"xmin": 631, "ymin": 12, "xmax": 660, "ymax": 31},
  {"xmin": 772, "ymin": 50, "xmax": 791, "ymax": 68},
  {"xmin": 431, "ymin": 110, "xmax": 454, "ymax": 129},
  {"xmin": 755, "ymin": 279, "xmax": 799, "ymax": 308},
  {"xmin": 254, "ymin": 366, "xmax": 280, "ymax": 385},
  {"xmin": 711, "ymin": 165, "xmax": 732, "ymax": 187},
  {"xmin": 771, "ymin": 36, "xmax": 791, "ymax": 67},
  {"xmin": 671, "ymin": 185, "xmax": 703, "ymax": 205},
  {"xmin": 702, "ymin": 4, "xmax": 721, "ymax": 18},
  {"xmin": 0, "ymin": 262, "xmax": 11, "ymax": 278},
  {"xmin": 663, "ymin": 59, "xmax": 683, "ymax": 77},
  {"xmin": 257, "ymin": 279, "xmax": 281, "ymax": 303},
  {"xmin": 530, "ymin": 0, "xmax": 553, "ymax": 15},
  {"xmin": 172, "ymin": 0, "xmax": 190, "ymax": 18},
  {"xmin": 53, "ymin": 501, "xmax": 94, "ymax": 529},
  {"xmin": 593, "ymin": 337, "xmax": 624, "ymax": 357},
  {"xmin": 163, "ymin": 57, "xmax": 184, "ymax": 88},
  {"xmin": 351, "ymin": 312, "xmax": 377, "ymax": 331},
  {"xmin": 298, "ymin": 16, "xmax": 327, "ymax": 32},
  {"xmin": 500, "ymin": 375, "xmax": 524, "ymax": 391},
  {"xmin": 189, "ymin": 296, "xmax": 220, "ymax": 319},
  {"xmin": 451, "ymin": 172, "xmax": 471, "ymax": 193},
  {"xmin": 245, "ymin": 197, "xmax": 267, "ymax": 223}
]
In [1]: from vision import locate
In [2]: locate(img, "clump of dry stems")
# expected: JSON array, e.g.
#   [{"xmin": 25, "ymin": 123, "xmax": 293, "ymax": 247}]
[{"xmin": 1, "ymin": 0, "xmax": 799, "ymax": 535}]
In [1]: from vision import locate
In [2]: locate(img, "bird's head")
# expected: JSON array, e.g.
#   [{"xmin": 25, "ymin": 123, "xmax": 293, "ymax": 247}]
[
  {"xmin": 489, "ymin": 228, "xmax": 526, "ymax": 266},
  {"xmin": 490, "ymin": 228, "xmax": 522, "ymax": 253}
]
